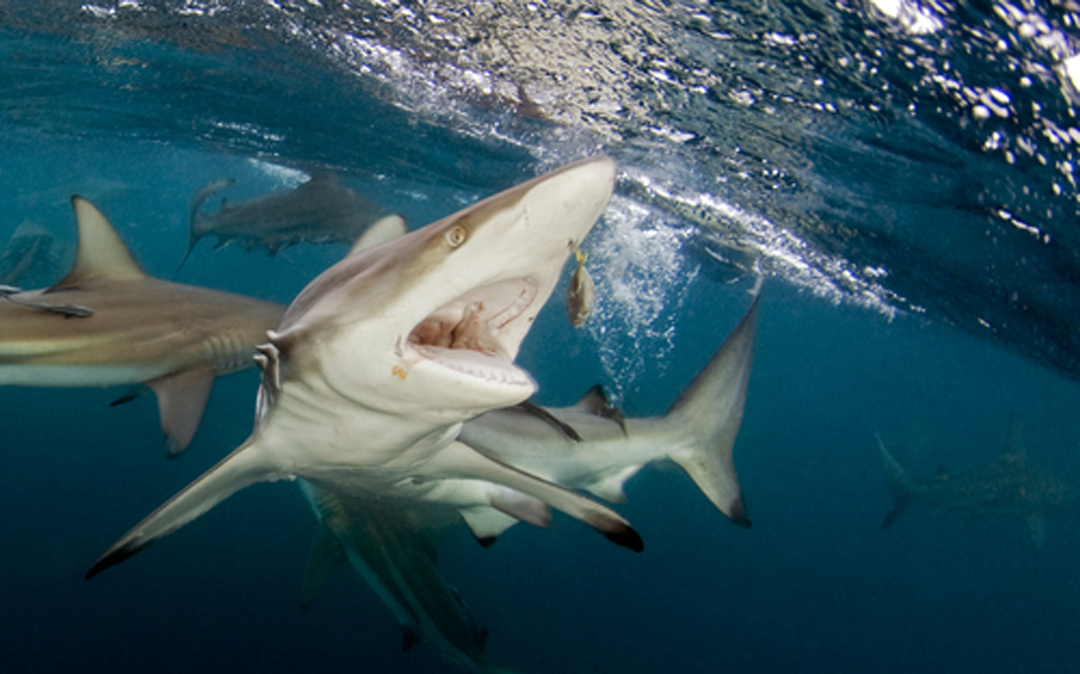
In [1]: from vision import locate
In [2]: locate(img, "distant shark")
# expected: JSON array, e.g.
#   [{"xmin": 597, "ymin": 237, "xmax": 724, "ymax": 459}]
[
  {"xmin": 0, "ymin": 197, "xmax": 286, "ymax": 456},
  {"xmin": 87, "ymin": 156, "xmax": 642, "ymax": 579},
  {"xmin": 878, "ymin": 425, "xmax": 1079, "ymax": 550},
  {"xmin": 458, "ymin": 288, "xmax": 760, "ymax": 539},
  {"xmin": 179, "ymin": 171, "xmax": 388, "ymax": 270},
  {"xmin": 296, "ymin": 289, "xmax": 759, "ymax": 670},
  {"xmin": 0, "ymin": 220, "xmax": 67, "ymax": 287}
]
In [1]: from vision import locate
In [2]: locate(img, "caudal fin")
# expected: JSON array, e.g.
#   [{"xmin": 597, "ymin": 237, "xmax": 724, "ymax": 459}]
[
  {"xmin": 85, "ymin": 437, "xmax": 279, "ymax": 578},
  {"xmin": 664, "ymin": 291, "xmax": 759, "ymax": 527},
  {"xmin": 877, "ymin": 434, "xmax": 918, "ymax": 529},
  {"xmin": 175, "ymin": 177, "xmax": 234, "ymax": 277}
]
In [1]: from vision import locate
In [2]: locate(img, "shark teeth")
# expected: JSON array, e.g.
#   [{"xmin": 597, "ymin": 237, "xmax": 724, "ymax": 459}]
[
  {"xmin": 408, "ymin": 278, "xmax": 538, "ymax": 360},
  {"xmin": 412, "ymin": 344, "xmax": 535, "ymax": 387}
]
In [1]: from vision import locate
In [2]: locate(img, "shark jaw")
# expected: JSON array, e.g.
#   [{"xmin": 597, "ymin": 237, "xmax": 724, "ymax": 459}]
[
  {"xmin": 275, "ymin": 155, "xmax": 617, "ymax": 426},
  {"xmin": 405, "ymin": 276, "xmax": 538, "ymax": 389}
]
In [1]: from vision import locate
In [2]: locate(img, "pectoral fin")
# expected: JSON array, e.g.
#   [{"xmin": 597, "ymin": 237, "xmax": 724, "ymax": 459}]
[
  {"xmin": 424, "ymin": 441, "xmax": 643, "ymax": 552},
  {"xmin": 148, "ymin": 368, "xmax": 216, "ymax": 457},
  {"xmin": 85, "ymin": 438, "xmax": 280, "ymax": 579}
]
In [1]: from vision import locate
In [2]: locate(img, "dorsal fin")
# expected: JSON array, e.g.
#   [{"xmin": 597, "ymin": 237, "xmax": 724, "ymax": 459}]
[
  {"xmin": 347, "ymin": 214, "xmax": 407, "ymax": 256},
  {"xmin": 574, "ymin": 384, "xmax": 611, "ymax": 414},
  {"xmin": 52, "ymin": 196, "xmax": 145, "ymax": 290},
  {"xmin": 574, "ymin": 384, "xmax": 628, "ymax": 434}
]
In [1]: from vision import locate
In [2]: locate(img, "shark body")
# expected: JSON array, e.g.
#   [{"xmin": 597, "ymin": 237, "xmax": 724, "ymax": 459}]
[
  {"xmin": 458, "ymin": 291, "xmax": 758, "ymax": 538},
  {"xmin": 878, "ymin": 427, "xmax": 1079, "ymax": 550},
  {"xmin": 0, "ymin": 197, "xmax": 286, "ymax": 455},
  {"xmin": 296, "ymin": 289, "xmax": 758, "ymax": 670},
  {"xmin": 88, "ymin": 156, "xmax": 641, "ymax": 579},
  {"xmin": 184, "ymin": 171, "xmax": 387, "ymax": 266}
]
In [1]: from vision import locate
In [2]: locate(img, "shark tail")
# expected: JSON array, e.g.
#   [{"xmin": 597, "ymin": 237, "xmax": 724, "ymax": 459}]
[
  {"xmin": 85, "ymin": 437, "xmax": 279, "ymax": 579},
  {"xmin": 176, "ymin": 177, "xmax": 235, "ymax": 277},
  {"xmin": 663, "ymin": 291, "xmax": 759, "ymax": 527},
  {"xmin": 877, "ymin": 435, "xmax": 919, "ymax": 529}
]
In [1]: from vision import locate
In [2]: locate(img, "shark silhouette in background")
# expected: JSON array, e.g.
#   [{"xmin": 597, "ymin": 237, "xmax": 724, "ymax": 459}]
[
  {"xmin": 87, "ymin": 156, "xmax": 642, "ymax": 580},
  {"xmin": 179, "ymin": 171, "xmax": 390, "ymax": 271},
  {"xmin": 296, "ymin": 286, "xmax": 760, "ymax": 671},
  {"xmin": 878, "ymin": 424, "xmax": 1079, "ymax": 551},
  {"xmin": 0, "ymin": 220, "xmax": 67, "ymax": 287},
  {"xmin": 0, "ymin": 197, "xmax": 286, "ymax": 456}
]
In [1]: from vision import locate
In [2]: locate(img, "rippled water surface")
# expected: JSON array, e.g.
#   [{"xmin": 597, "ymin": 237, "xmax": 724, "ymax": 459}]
[{"xmin": 0, "ymin": 2, "xmax": 1079, "ymax": 673}]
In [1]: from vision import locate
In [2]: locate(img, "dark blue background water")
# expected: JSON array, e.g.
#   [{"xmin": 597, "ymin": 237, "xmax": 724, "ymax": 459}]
[{"xmin": 1, "ymin": 2, "xmax": 1079, "ymax": 672}]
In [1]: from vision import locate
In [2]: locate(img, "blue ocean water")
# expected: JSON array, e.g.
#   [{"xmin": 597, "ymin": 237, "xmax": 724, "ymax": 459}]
[{"xmin": 1, "ymin": 1, "xmax": 1079, "ymax": 672}]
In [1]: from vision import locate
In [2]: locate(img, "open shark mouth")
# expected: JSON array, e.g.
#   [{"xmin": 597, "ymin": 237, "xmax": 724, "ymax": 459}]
[{"xmin": 407, "ymin": 277, "xmax": 539, "ymax": 388}]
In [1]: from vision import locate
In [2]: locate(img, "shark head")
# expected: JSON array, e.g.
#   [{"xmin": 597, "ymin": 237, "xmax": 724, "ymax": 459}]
[{"xmin": 271, "ymin": 156, "xmax": 615, "ymax": 424}]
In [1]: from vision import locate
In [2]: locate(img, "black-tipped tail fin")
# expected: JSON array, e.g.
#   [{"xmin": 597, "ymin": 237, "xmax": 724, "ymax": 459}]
[{"xmin": 86, "ymin": 437, "xmax": 278, "ymax": 579}]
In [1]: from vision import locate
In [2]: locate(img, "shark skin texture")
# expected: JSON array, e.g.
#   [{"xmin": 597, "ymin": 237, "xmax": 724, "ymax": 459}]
[
  {"xmin": 87, "ymin": 156, "xmax": 643, "ymax": 580},
  {"xmin": 878, "ymin": 423, "xmax": 1080, "ymax": 551},
  {"xmin": 0, "ymin": 197, "xmax": 286, "ymax": 456}
]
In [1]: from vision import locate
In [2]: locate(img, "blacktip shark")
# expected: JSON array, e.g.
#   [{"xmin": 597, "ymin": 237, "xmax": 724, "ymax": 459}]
[
  {"xmin": 299, "ymin": 481, "xmax": 514, "ymax": 673},
  {"xmin": 87, "ymin": 156, "xmax": 643, "ymax": 579},
  {"xmin": 178, "ymin": 171, "xmax": 388, "ymax": 271},
  {"xmin": 458, "ymin": 286, "xmax": 759, "ymax": 539},
  {"xmin": 878, "ymin": 424, "xmax": 1079, "ymax": 551},
  {"xmin": 0, "ymin": 197, "xmax": 286, "ymax": 456},
  {"xmin": 295, "ymin": 289, "xmax": 759, "ymax": 671}
]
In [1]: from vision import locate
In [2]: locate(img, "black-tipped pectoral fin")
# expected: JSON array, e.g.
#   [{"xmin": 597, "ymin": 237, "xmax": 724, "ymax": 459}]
[
  {"xmin": 86, "ymin": 439, "xmax": 279, "ymax": 579},
  {"xmin": 426, "ymin": 441, "xmax": 643, "ymax": 553},
  {"xmin": 147, "ymin": 368, "xmax": 216, "ymax": 457}
]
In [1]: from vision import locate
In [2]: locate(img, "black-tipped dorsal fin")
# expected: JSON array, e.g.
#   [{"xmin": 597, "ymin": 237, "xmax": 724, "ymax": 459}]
[
  {"xmin": 574, "ymin": 384, "xmax": 611, "ymax": 414},
  {"xmin": 574, "ymin": 384, "xmax": 628, "ymax": 434},
  {"xmin": 52, "ymin": 197, "xmax": 145, "ymax": 290}
]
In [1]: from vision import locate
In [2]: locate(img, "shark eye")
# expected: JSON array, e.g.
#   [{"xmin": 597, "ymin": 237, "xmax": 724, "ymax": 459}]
[{"xmin": 445, "ymin": 225, "xmax": 468, "ymax": 248}]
